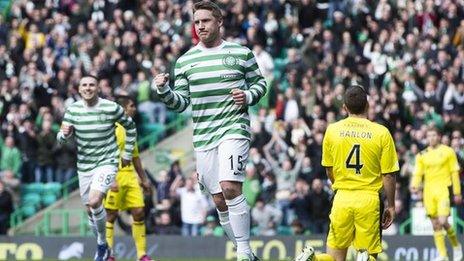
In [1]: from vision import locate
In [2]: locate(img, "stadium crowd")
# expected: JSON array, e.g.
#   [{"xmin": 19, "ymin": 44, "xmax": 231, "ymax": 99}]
[{"xmin": 0, "ymin": 0, "xmax": 463, "ymax": 236}]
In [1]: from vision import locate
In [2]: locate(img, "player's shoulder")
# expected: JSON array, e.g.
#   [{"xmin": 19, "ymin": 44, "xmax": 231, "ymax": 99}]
[
  {"xmin": 439, "ymin": 144, "xmax": 456, "ymax": 155},
  {"xmin": 99, "ymin": 98, "xmax": 120, "ymax": 109},
  {"xmin": 177, "ymin": 45, "xmax": 202, "ymax": 63},
  {"xmin": 223, "ymin": 41, "xmax": 252, "ymax": 56},
  {"xmin": 66, "ymin": 100, "xmax": 84, "ymax": 111}
]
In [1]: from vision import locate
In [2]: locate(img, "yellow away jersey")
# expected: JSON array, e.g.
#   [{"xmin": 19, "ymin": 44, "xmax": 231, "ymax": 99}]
[
  {"xmin": 412, "ymin": 144, "xmax": 461, "ymax": 195},
  {"xmin": 115, "ymin": 122, "xmax": 139, "ymax": 174},
  {"xmin": 322, "ymin": 117, "xmax": 399, "ymax": 192}
]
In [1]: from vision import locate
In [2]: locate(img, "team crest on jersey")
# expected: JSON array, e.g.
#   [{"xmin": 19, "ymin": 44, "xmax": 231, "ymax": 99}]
[{"xmin": 222, "ymin": 55, "xmax": 238, "ymax": 69}]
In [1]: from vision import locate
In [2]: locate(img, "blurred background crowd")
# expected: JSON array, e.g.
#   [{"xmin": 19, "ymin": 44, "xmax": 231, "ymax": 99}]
[{"xmin": 0, "ymin": 0, "xmax": 463, "ymax": 236}]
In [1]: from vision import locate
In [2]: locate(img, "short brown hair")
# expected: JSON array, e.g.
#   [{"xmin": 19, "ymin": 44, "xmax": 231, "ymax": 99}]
[
  {"xmin": 344, "ymin": 84, "xmax": 368, "ymax": 114},
  {"xmin": 193, "ymin": 1, "xmax": 222, "ymax": 21}
]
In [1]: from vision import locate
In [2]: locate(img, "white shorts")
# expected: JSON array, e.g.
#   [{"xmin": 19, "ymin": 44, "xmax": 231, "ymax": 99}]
[
  {"xmin": 196, "ymin": 139, "xmax": 249, "ymax": 194},
  {"xmin": 78, "ymin": 165, "xmax": 118, "ymax": 205}
]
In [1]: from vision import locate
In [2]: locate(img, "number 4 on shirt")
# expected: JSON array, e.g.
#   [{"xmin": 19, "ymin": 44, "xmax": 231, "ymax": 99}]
[{"xmin": 346, "ymin": 144, "xmax": 363, "ymax": 174}]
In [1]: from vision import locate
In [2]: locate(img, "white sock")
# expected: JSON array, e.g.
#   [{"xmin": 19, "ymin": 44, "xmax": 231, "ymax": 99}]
[
  {"xmin": 226, "ymin": 194, "xmax": 251, "ymax": 256},
  {"xmin": 91, "ymin": 204, "xmax": 107, "ymax": 245},
  {"xmin": 88, "ymin": 215, "xmax": 98, "ymax": 237},
  {"xmin": 217, "ymin": 209, "xmax": 236, "ymax": 246}
]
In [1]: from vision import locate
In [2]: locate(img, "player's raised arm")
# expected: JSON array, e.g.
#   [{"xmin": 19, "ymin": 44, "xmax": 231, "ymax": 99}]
[
  {"xmin": 57, "ymin": 110, "xmax": 74, "ymax": 143},
  {"xmin": 243, "ymin": 49, "xmax": 267, "ymax": 106},
  {"xmin": 152, "ymin": 62, "xmax": 191, "ymax": 112},
  {"xmin": 114, "ymin": 104, "xmax": 136, "ymax": 163}
]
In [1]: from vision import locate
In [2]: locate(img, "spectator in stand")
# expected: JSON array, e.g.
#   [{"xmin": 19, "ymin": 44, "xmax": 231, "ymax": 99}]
[
  {"xmin": 0, "ymin": 136, "xmax": 22, "ymax": 178},
  {"xmin": 251, "ymin": 198, "xmax": 282, "ymax": 236},
  {"xmin": 0, "ymin": 180, "xmax": 13, "ymax": 234},
  {"xmin": 35, "ymin": 119, "xmax": 56, "ymax": 183},
  {"xmin": 307, "ymin": 178, "xmax": 331, "ymax": 234},
  {"xmin": 171, "ymin": 176, "xmax": 208, "ymax": 237}
]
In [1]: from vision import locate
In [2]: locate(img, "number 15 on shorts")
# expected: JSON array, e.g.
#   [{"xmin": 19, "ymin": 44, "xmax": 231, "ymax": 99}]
[{"xmin": 229, "ymin": 155, "xmax": 245, "ymax": 175}]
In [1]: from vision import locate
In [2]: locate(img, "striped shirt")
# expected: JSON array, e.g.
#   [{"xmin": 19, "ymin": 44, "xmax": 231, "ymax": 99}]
[
  {"xmin": 57, "ymin": 98, "xmax": 136, "ymax": 173},
  {"xmin": 157, "ymin": 41, "xmax": 267, "ymax": 151}
]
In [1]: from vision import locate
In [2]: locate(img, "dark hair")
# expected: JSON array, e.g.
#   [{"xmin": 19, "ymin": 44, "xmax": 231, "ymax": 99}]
[
  {"xmin": 193, "ymin": 1, "xmax": 222, "ymax": 21},
  {"xmin": 115, "ymin": 95, "xmax": 135, "ymax": 108},
  {"xmin": 82, "ymin": 74, "xmax": 99, "ymax": 82},
  {"xmin": 344, "ymin": 84, "xmax": 368, "ymax": 114}
]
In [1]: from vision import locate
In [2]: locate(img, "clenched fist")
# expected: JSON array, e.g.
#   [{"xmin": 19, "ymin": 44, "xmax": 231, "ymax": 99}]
[
  {"xmin": 153, "ymin": 73, "xmax": 170, "ymax": 91},
  {"xmin": 61, "ymin": 124, "xmax": 74, "ymax": 137},
  {"xmin": 231, "ymin": 88, "xmax": 247, "ymax": 106}
]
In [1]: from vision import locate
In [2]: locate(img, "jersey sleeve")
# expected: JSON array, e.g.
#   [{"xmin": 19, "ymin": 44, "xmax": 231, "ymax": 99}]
[
  {"xmin": 157, "ymin": 60, "xmax": 191, "ymax": 112},
  {"xmin": 448, "ymin": 148, "xmax": 461, "ymax": 195},
  {"xmin": 380, "ymin": 129, "xmax": 400, "ymax": 174},
  {"xmin": 114, "ymin": 105, "xmax": 136, "ymax": 160},
  {"xmin": 56, "ymin": 109, "xmax": 74, "ymax": 143},
  {"xmin": 411, "ymin": 154, "xmax": 424, "ymax": 188},
  {"xmin": 321, "ymin": 125, "xmax": 333, "ymax": 167},
  {"xmin": 243, "ymin": 49, "xmax": 267, "ymax": 106}
]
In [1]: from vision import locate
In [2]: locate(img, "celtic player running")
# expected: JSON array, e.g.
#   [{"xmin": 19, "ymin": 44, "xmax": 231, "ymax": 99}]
[
  {"xmin": 153, "ymin": 2, "xmax": 266, "ymax": 260},
  {"xmin": 57, "ymin": 75, "xmax": 136, "ymax": 261}
]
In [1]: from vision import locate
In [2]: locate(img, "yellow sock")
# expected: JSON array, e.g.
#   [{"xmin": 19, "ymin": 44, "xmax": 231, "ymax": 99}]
[
  {"xmin": 106, "ymin": 222, "xmax": 114, "ymax": 249},
  {"xmin": 315, "ymin": 254, "xmax": 335, "ymax": 261},
  {"xmin": 434, "ymin": 230, "xmax": 448, "ymax": 257},
  {"xmin": 132, "ymin": 220, "xmax": 147, "ymax": 258},
  {"xmin": 446, "ymin": 227, "xmax": 459, "ymax": 247}
]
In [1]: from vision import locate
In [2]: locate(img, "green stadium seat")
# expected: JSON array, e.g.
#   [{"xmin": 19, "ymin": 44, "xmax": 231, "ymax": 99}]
[
  {"xmin": 41, "ymin": 194, "xmax": 57, "ymax": 207},
  {"xmin": 22, "ymin": 183, "xmax": 45, "ymax": 195},
  {"xmin": 21, "ymin": 204, "xmax": 37, "ymax": 218},
  {"xmin": 43, "ymin": 182, "xmax": 62, "ymax": 197},
  {"xmin": 21, "ymin": 193, "xmax": 41, "ymax": 208}
]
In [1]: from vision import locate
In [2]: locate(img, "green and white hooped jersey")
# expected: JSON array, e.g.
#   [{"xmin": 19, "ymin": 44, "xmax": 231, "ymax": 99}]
[
  {"xmin": 57, "ymin": 98, "xmax": 136, "ymax": 173},
  {"xmin": 158, "ymin": 41, "xmax": 267, "ymax": 151}
]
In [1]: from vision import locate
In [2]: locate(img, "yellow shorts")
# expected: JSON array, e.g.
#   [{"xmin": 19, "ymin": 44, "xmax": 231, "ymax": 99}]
[
  {"xmin": 423, "ymin": 187, "xmax": 450, "ymax": 218},
  {"xmin": 104, "ymin": 171, "xmax": 144, "ymax": 210},
  {"xmin": 327, "ymin": 190, "xmax": 382, "ymax": 254}
]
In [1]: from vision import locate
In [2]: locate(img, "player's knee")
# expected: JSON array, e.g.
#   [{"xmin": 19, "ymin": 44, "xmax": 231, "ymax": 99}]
[
  {"xmin": 220, "ymin": 182, "xmax": 241, "ymax": 200},
  {"xmin": 131, "ymin": 208, "xmax": 145, "ymax": 221},
  {"xmin": 106, "ymin": 210, "xmax": 118, "ymax": 223},
  {"xmin": 88, "ymin": 198, "xmax": 102, "ymax": 209},
  {"xmin": 212, "ymin": 193, "xmax": 227, "ymax": 211}
]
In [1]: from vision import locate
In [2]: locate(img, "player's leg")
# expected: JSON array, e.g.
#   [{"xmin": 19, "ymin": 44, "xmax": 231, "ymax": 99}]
[
  {"xmin": 79, "ymin": 172, "xmax": 99, "ymax": 237},
  {"xmin": 353, "ymin": 191, "xmax": 382, "ymax": 261},
  {"xmin": 104, "ymin": 181, "xmax": 122, "ymax": 260},
  {"xmin": 89, "ymin": 165, "xmax": 117, "ymax": 260},
  {"xmin": 196, "ymin": 149, "xmax": 237, "ymax": 246},
  {"xmin": 426, "ymin": 191, "xmax": 449, "ymax": 260},
  {"xmin": 105, "ymin": 209, "xmax": 118, "ymax": 260},
  {"xmin": 212, "ymin": 192, "xmax": 236, "ymax": 246},
  {"xmin": 126, "ymin": 177, "xmax": 152, "ymax": 261},
  {"xmin": 437, "ymin": 192, "xmax": 462, "ymax": 261},
  {"xmin": 431, "ymin": 218, "xmax": 448, "ymax": 261},
  {"xmin": 218, "ymin": 139, "xmax": 255, "ymax": 260}
]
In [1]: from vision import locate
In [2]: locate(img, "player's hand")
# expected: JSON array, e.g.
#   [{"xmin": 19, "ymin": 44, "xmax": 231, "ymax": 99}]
[
  {"xmin": 454, "ymin": 194, "xmax": 462, "ymax": 205},
  {"xmin": 110, "ymin": 181, "xmax": 119, "ymax": 192},
  {"xmin": 121, "ymin": 158, "xmax": 131, "ymax": 168},
  {"xmin": 153, "ymin": 73, "xmax": 169, "ymax": 89},
  {"xmin": 381, "ymin": 206, "xmax": 395, "ymax": 229},
  {"xmin": 141, "ymin": 180, "xmax": 152, "ymax": 195},
  {"xmin": 231, "ymin": 88, "xmax": 246, "ymax": 106},
  {"xmin": 61, "ymin": 124, "xmax": 73, "ymax": 137}
]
